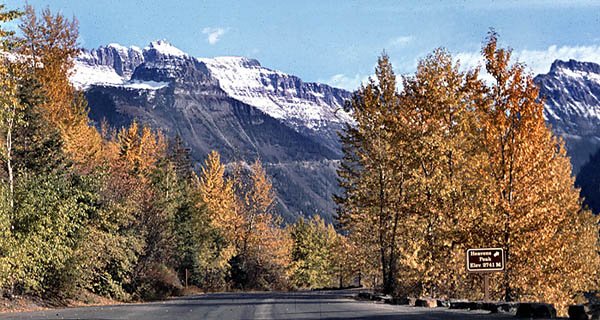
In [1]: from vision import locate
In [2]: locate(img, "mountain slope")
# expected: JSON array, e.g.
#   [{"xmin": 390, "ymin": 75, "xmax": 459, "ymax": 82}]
[
  {"xmin": 535, "ymin": 59, "xmax": 600, "ymax": 172},
  {"xmin": 75, "ymin": 40, "xmax": 352, "ymax": 222}
]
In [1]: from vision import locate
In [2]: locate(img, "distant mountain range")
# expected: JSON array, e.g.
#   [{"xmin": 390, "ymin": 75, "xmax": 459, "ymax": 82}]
[
  {"xmin": 73, "ymin": 40, "xmax": 352, "ymax": 222},
  {"xmin": 534, "ymin": 59, "xmax": 600, "ymax": 214},
  {"xmin": 534, "ymin": 59, "xmax": 600, "ymax": 173},
  {"xmin": 72, "ymin": 41, "xmax": 600, "ymax": 220}
]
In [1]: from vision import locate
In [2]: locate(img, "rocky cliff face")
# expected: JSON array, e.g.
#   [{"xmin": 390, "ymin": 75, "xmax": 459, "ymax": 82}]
[
  {"xmin": 78, "ymin": 43, "xmax": 144, "ymax": 78},
  {"xmin": 534, "ymin": 59, "xmax": 600, "ymax": 172},
  {"xmin": 73, "ymin": 40, "xmax": 352, "ymax": 222}
]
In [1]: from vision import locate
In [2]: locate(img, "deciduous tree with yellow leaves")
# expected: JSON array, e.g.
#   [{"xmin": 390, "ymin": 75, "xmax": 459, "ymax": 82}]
[
  {"xmin": 478, "ymin": 31, "xmax": 599, "ymax": 311},
  {"xmin": 337, "ymin": 31, "xmax": 599, "ymax": 314},
  {"xmin": 18, "ymin": 5, "xmax": 103, "ymax": 170}
]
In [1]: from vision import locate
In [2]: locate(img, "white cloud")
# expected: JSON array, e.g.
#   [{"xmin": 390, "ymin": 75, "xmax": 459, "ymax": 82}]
[
  {"xmin": 321, "ymin": 73, "xmax": 372, "ymax": 91},
  {"xmin": 388, "ymin": 36, "xmax": 413, "ymax": 49},
  {"xmin": 455, "ymin": 44, "xmax": 600, "ymax": 76},
  {"xmin": 202, "ymin": 27, "xmax": 227, "ymax": 45}
]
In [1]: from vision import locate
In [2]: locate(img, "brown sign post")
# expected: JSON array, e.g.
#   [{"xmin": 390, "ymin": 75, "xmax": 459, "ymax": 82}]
[{"xmin": 466, "ymin": 248, "xmax": 505, "ymax": 301}]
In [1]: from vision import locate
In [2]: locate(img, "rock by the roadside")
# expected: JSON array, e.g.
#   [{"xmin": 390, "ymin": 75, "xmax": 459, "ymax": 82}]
[
  {"xmin": 497, "ymin": 302, "xmax": 519, "ymax": 314},
  {"xmin": 448, "ymin": 300, "xmax": 518, "ymax": 313},
  {"xmin": 516, "ymin": 302, "xmax": 557, "ymax": 319},
  {"xmin": 375, "ymin": 294, "xmax": 392, "ymax": 303},
  {"xmin": 569, "ymin": 305, "xmax": 589, "ymax": 320},
  {"xmin": 479, "ymin": 302, "xmax": 499, "ymax": 313},
  {"xmin": 436, "ymin": 299, "xmax": 450, "ymax": 308},
  {"xmin": 357, "ymin": 292, "xmax": 372, "ymax": 300},
  {"xmin": 569, "ymin": 304, "xmax": 600, "ymax": 320},
  {"xmin": 415, "ymin": 297, "xmax": 437, "ymax": 308},
  {"xmin": 449, "ymin": 301, "xmax": 474, "ymax": 309},
  {"xmin": 388, "ymin": 297, "xmax": 409, "ymax": 305},
  {"xmin": 593, "ymin": 305, "xmax": 600, "ymax": 320}
]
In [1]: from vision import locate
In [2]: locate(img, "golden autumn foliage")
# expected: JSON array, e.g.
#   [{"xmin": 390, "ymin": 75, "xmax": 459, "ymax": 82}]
[
  {"xmin": 116, "ymin": 120, "xmax": 166, "ymax": 176},
  {"xmin": 233, "ymin": 159, "xmax": 292, "ymax": 289},
  {"xmin": 1, "ymin": 2, "xmax": 595, "ymax": 310},
  {"xmin": 18, "ymin": 6, "xmax": 104, "ymax": 170},
  {"xmin": 337, "ymin": 32, "xmax": 600, "ymax": 314},
  {"xmin": 336, "ymin": 54, "xmax": 405, "ymax": 294},
  {"xmin": 198, "ymin": 152, "xmax": 293, "ymax": 290},
  {"xmin": 1, "ymin": 3, "xmax": 304, "ymax": 301},
  {"xmin": 198, "ymin": 150, "xmax": 241, "ymax": 269},
  {"xmin": 289, "ymin": 215, "xmax": 358, "ymax": 289},
  {"xmin": 477, "ymin": 31, "xmax": 600, "ymax": 311}
]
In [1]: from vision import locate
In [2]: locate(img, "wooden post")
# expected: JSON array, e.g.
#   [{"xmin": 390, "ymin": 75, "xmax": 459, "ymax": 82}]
[
  {"xmin": 483, "ymin": 273, "xmax": 490, "ymax": 301},
  {"xmin": 185, "ymin": 268, "xmax": 189, "ymax": 289},
  {"xmin": 339, "ymin": 262, "xmax": 343, "ymax": 288}
]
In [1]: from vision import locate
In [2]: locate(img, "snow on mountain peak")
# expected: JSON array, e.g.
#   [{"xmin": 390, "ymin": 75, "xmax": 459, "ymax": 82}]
[
  {"xmin": 106, "ymin": 43, "xmax": 129, "ymax": 52},
  {"xmin": 210, "ymin": 56, "xmax": 262, "ymax": 68},
  {"xmin": 536, "ymin": 59, "xmax": 600, "ymax": 133},
  {"xmin": 550, "ymin": 59, "xmax": 600, "ymax": 75},
  {"xmin": 72, "ymin": 40, "xmax": 352, "ymax": 130},
  {"xmin": 145, "ymin": 40, "xmax": 187, "ymax": 57},
  {"xmin": 535, "ymin": 59, "xmax": 600, "ymax": 171},
  {"xmin": 198, "ymin": 56, "xmax": 352, "ymax": 129}
]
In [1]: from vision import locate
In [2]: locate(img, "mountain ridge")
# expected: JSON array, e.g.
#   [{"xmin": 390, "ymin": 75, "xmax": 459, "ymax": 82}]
[
  {"xmin": 75, "ymin": 40, "xmax": 353, "ymax": 222},
  {"xmin": 535, "ymin": 58, "xmax": 600, "ymax": 172},
  {"xmin": 75, "ymin": 40, "xmax": 600, "ymax": 221}
]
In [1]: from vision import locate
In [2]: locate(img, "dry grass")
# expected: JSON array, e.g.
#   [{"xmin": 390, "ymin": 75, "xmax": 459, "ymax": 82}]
[{"xmin": 0, "ymin": 290, "xmax": 120, "ymax": 314}]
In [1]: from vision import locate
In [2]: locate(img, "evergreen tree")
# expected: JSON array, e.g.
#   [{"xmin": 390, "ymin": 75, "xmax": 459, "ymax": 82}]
[{"xmin": 9, "ymin": 102, "xmax": 96, "ymax": 296}]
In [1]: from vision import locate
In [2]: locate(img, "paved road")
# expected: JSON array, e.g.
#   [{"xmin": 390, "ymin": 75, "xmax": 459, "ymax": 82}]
[{"xmin": 0, "ymin": 290, "xmax": 517, "ymax": 320}]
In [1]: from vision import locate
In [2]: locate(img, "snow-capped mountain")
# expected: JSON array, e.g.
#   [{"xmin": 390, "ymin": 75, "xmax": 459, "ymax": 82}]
[
  {"xmin": 73, "ymin": 40, "xmax": 353, "ymax": 222},
  {"xmin": 73, "ymin": 40, "xmax": 351, "ymax": 131},
  {"xmin": 73, "ymin": 42, "xmax": 600, "ymax": 219},
  {"xmin": 197, "ymin": 56, "xmax": 353, "ymax": 130},
  {"xmin": 535, "ymin": 59, "xmax": 600, "ymax": 172}
]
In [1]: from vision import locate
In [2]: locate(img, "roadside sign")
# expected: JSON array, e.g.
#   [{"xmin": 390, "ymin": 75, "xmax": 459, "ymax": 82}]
[{"xmin": 466, "ymin": 248, "xmax": 504, "ymax": 272}]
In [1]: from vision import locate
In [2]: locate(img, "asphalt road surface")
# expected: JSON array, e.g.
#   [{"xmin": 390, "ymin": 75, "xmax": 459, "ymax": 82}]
[{"xmin": 0, "ymin": 290, "xmax": 518, "ymax": 320}]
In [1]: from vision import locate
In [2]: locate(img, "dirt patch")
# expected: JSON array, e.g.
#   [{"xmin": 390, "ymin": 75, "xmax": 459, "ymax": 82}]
[
  {"xmin": 0, "ymin": 295, "xmax": 49, "ymax": 313},
  {"xmin": 0, "ymin": 291, "xmax": 120, "ymax": 314}
]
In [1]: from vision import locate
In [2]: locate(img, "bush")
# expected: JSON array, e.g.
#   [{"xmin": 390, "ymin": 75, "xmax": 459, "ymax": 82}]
[{"xmin": 136, "ymin": 264, "xmax": 183, "ymax": 301}]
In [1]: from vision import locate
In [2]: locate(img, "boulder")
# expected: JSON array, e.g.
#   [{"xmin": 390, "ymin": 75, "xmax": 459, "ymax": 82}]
[
  {"xmin": 569, "ymin": 305, "xmax": 589, "ymax": 320},
  {"xmin": 436, "ymin": 299, "xmax": 450, "ymax": 308},
  {"xmin": 449, "ymin": 301, "xmax": 475, "ymax": 309},
  {"xmin": 375, "ymin": 294, "xmax": 392, "ymax": 303},
  {"xmin": 569, "ymin": 304, "xmax": 600, "ymax": 320},
  {"xmin": 497, "ymin": 302, "xmax": 519, "ymax": 314},
  {"xmin": 593, "ymin": 305, "xmax": 600, "ymax": 320},
  {"xmin": 389, "ymin": 297, "xmax": 410, "ymax": 305},
  {"xmin": 415, "ymin": 297, "xmax": 437, "ymax": 308},
  {"xmin": 357, "ymin": 292, "xmax": 372, "ymax": 300},
  {"xmin": 479, "ymin": 302, "xmax": 499, "ymax": 313},
  {"xmin": 516, "ymin": 302, "xmax": 557, "ymax": 319}
]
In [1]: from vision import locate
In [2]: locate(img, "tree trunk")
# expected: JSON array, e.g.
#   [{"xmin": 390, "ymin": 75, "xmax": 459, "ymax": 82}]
[{"xmin": 6, "ymin": 115, "xmax": 14, "ymax": 211}]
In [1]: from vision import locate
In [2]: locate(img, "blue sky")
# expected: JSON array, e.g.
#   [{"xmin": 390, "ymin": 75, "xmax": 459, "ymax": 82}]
[{"xmin": 5, "ymin": 0, "xmax": 600, "ymax": 90}]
